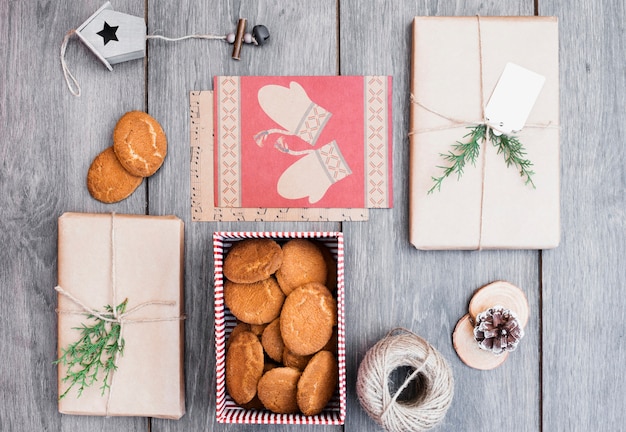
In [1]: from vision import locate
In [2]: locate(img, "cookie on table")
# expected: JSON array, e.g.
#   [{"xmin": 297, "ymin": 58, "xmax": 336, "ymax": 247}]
[
  {"xmin": 280, "ymin": 282, "xmax": 336, "ymax": 356},
  {"xmin": 275, "ymin": 239, "xmax": 327, "ymax": 296},
  {"xmin": 297, "ymin": 350, "xmax": 338, "ymax": 416},
  {"xmin": 224, "ymin": 277, "xmax": 285, "ymax": 325},
  {"xmin": 223, "ymin": 239, "xmax": 283, "ymax": 284},
  {"xmin": 256, "ymin": 367, "xmax": 301, "ymax": 414},
  {"xmin": 113, "ymin": 111, "xmax": 167, "ymax": 177},
  {"xmin": 87, "ymin": 147, "xmax": 143, "ymax": 203},
  {"xmin": 225, "ymin": 331, "xmax": 264, "ymax": 405}
]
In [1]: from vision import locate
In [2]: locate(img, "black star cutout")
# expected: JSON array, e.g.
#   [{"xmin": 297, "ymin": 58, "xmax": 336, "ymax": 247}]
[{"xmin": 97, "ymin": 21, "xmax": 119, "ymax": 45}]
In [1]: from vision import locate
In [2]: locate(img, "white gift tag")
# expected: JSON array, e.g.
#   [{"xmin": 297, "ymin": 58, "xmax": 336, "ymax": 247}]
[{"xmin": 484, "ymin": 62, "xmax": 545, "ymax": 135}]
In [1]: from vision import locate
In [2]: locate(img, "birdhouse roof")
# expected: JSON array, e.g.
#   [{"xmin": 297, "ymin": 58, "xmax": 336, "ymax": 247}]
[{"xmin": 75, "ymin": 2, "xmax": 146, "ymax": 70}]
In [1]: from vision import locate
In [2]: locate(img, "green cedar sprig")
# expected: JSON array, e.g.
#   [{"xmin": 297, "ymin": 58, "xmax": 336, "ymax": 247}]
[
  {"xmin": 428, "ymin": 125, "xmax": 485, "ymax": 194},
  {"xmin": 488, "ymin": 128, "xmax": 536, "ymax": 188},
  {"xmin": 428, "ymin": 125, "xmax": 535, "ymax": 193},
  {"xmin": 54, "ymin": 299, "xmax": 128, "ymax": 399}
]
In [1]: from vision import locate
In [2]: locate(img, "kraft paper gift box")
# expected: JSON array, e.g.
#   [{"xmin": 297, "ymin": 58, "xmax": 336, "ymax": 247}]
[
  {"xmin": 56, "ymin": 212, "xmax": 185, "ymax": 418},
  {"xmin": 409, "ymin": 16, "xmax": 560, "ymax": 250}
]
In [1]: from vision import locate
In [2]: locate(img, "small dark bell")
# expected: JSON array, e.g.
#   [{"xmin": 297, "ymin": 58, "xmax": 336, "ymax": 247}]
[{"xmin": 252, "ymin": 25, "xmax": 270, "ymax": 46}]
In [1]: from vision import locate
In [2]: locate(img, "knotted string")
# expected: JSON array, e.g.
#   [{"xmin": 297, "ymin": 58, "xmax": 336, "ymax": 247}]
[
  {"xmin": 60, "ymin": 29, "xmax": 81, "ymax": 97},
  {"xmin": 60, "ymin": 31, "xmax": 231, "ymax": 97},
  {"xmin": 55, "ymin": 213, "xmax": 185, "ymax": 415}
]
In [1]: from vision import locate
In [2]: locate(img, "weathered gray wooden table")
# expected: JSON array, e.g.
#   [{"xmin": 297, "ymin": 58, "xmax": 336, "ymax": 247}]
[{"xmin": 2, "ymin": 0, "xmax": 624, "ymax": 431}]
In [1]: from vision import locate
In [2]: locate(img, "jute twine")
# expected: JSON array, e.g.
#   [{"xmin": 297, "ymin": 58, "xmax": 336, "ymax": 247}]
[{"xmin": 356, "ymin": 328, "xmax": 454, "ymax": 432}]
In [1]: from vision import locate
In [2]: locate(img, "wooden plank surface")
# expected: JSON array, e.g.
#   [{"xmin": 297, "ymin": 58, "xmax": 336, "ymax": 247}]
[
  {"xmin": 539, "ymin": 1, "xmax": 626, "ymax": 431},
  {"xmin": 146, "ymin": 1, "xmax": 340, "ymax": 431},
  {"xmin": 0, "ymin": 0, "xmax": 147, "ymax": 431},
  {"xmin": 338, "ymin": 1, "xmax": 541, "ymax": 431},
  {"xmin": 0, "ymin": 0, "xmax": 625, "ymax": 431}
]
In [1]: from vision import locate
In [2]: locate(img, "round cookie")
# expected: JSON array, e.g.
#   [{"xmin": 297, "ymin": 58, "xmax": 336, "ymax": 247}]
[
  {"xmin": 113, "ymin": 111, "xmax": 167, "ymax": 177},
  {"xmin": 280, "ymin": 282, "xmax": 336, "ymax": 356},
  {"xmin": 87, "ymin": 147, "xmax": 143, "ymax": 203},
  {"xmin": 257, "ymin": 367, "xmax": 301, "ymax": 414},
  {"xmin": 261, "ymin": 318, "xmax": 284, "ymax": 363},
  {"xmin": 297, "ymin": 350, "xmax": 338, "ymax": 416},
  {"xmin": 226, "ymin": 322, "xmax": 250, "ymax": 350},
  {"xmin": 276, "ymin": 239, "xmax": 327, "ymax": 296},
  {"xmin": 282, "ymin": 348, "xmax": 312, "ymax": 371},
  {"xmin": 225, "ymin": 331, "xmax": 264, "ymax": 405},
  {"xmin": 314, "ymin": 240, "xmax": 338, "ymax": 291},
  {"xmin": 223, "ymin": 238, "xmax": 283, "ymax": 284},
  {"xmin": 224, "ymin": 277, "xmax": 285, "ymax": 325}
]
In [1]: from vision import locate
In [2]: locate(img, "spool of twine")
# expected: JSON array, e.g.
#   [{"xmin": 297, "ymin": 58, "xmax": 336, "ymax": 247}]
[{"xmin": 356, "ymin": 328, "xmax": 454, "ymax": 432}]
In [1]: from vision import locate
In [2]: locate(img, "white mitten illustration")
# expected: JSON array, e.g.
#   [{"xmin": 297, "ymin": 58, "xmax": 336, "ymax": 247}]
[
  {"xmin": 254, "ymin": 81, "xmax": 331, "ymax": 147},
  {"xmin": 276, "ymin": 139, "xmax": 352, "ymax": 204}
]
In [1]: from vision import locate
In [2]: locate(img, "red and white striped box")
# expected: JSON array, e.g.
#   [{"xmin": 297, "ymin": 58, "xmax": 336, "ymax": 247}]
[{"xmin": 213, "ymin": 231, "xmax": 346, "ymax": 425}]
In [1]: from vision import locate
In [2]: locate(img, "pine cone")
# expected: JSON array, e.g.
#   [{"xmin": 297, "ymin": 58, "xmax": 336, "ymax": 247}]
[{"xmin": 473, "ymin": 306, "xmax": 524, "ymax": 355}]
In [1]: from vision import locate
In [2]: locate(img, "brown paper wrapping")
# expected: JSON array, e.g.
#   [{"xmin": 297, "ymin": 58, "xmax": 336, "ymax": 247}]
[
  {"xmin": 57, "ymin": 212, "xmax": 185, "ymax": 418},
  {"xmin": 409, "ymin": 17, "xmax": 560, "ymax": 250}
]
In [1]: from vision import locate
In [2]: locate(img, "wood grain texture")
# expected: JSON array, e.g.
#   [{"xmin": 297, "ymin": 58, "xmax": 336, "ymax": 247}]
[
  {"xmin": 2, "ymin": 0, "xmax": 625, "ymax": 431},
  {"xmin": 146, "ymin": 1, "xmax": 340, "ymax": 431},
  {"xmin": 0, "ymin": 0, "xmax": 148, "ymax": 431},
  {"xmin": 539, "ymin": 0, "xmax": 626, "ymax": 430},
  {"xmin": 339, "ymin": 1, "xmax": 540, "ymax": 431}
]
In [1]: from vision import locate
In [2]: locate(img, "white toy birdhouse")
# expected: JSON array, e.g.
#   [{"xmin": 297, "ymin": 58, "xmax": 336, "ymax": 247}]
[{"xmin": 75, "ymin": 2, "xmax": 146, "ymax": 70}]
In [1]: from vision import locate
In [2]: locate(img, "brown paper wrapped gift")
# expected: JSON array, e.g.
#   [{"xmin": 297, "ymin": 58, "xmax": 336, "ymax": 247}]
[
  {"xmin": 409, "ymin": 17, "xmax": 559, "ymax": 250},
  {"xmin": 56, "ymin": 212, "xmax": 185, "ymax": 418}
]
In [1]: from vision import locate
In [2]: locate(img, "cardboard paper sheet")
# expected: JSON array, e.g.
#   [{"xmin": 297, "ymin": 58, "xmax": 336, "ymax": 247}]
[
  {"xmin": 409, "ymin": 16, "xmax": 560, "ymax": 250},
  {"xmin": 57, "ymin": 212, "xmax": 185, "ymax": 418},
  {"xmin": 213, "ymin": 76, "xmax": 393, "ymax": 209},
  {"xmin": 190, "ymin": 91, "xmax": 369, "ymax": 221}
]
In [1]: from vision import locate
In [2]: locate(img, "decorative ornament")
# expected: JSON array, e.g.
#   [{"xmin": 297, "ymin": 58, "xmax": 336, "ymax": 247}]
[
  {"xmin": 61, "ymin": 2, "xmax": 270, "ymax": 96},
  {"xmin": 473, "ymin": 306, "xmax": 524, "ymax": 355},
  {"xmin": 428, "ymin": 124, "xmax": 535, "ymax": 194},
  {"xmin": 452, "ymin": 280, "xmax": 529, "ymax": 370}
]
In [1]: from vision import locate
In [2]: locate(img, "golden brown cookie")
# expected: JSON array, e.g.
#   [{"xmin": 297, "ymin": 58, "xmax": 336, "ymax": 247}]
[
  {"xmin": 276, "ymin": 239, "xmax": 327, "ymax": 296},
  {"xmin": 226, "ymin": 322, "xmax": 253, "ymax": 351},
  {"xmin": 87, "ymin": 147, "xmax": 143, "ymax": 203},
  {"xmin": 282, "ymin": 348, "xmax": 312, "ymax": 371},
  {"xmin": 256, "ymin": 367, "xmax": 301, "ymax": 414},
  {"xmin": 321, "ymin": 327, "xmax": 338, "ymax": 355},
  {"xmin": 223, "ymin": 239, "xmax": 283, "ymax": 284},
  {"xmin": 261, "ymin": 318, "xmax": 284, "ymax": 363},
  {"xmin": 225, "ymin": 331, "xmax": 264, "ymax": 405},
  {"xmin": 280, "ymin": 283, "xmax": 336, "ymax": 356},
  {"xmin": 314, "ymin": 240, "xmax": 338, "ymax": 291},
  {"xmin": 113, "ymin": 111, "xmax": 167, "ymax": 177},
  {"xmin": 224, "ymin": 277, "xmax": 285, "ymax": 325},
  {"xmin": 249, "ymin": 323, "xmax": 267, "ymax": 338},
  {"xmin": 297, "ymin": 350, "xmax": 338, "ymax": 416}
]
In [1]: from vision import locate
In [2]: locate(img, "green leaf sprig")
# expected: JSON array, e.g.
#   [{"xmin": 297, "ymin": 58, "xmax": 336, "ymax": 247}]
[
  {"xmin": 55, "ymin": 299, "xmax": 128, "ymax": 399},
  {"xmin": 489, "ymin": 131, "xmax": 536, "ymax": 188},
  {"xmin": 428, "ymin": 125, "xmax": 535, "ymax": 194}
]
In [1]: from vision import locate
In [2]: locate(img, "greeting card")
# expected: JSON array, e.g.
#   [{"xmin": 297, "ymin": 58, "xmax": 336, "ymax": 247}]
[{"xmin": 214, "ymin": 76, "xmax": 393, "ymax": 209}]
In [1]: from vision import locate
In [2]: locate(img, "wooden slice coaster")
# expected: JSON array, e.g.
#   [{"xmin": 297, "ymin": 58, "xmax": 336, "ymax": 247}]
[
  {"xmin": 468, "ymin": 281, "xmax": 529, "ymax": 327},
  {"xmin": 452, "ymin": 314, "xmax": 508, "ymax": 370}
]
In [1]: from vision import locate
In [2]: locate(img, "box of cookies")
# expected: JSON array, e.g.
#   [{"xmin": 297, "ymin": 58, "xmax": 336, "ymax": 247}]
[{"xmin": 213, "ymin": 232, "xmax": 346, "ymax": 425}]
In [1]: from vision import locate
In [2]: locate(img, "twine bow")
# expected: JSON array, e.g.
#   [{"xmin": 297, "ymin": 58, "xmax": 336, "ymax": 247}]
[{"xmin": 55, "ymin": 213, "xmax": 185, "ymax": 415}]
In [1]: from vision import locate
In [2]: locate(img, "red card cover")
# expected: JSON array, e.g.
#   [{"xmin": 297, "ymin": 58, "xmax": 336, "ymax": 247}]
[{"xmin": 214, "ymin": 76, "xmax": 393, "ymax": 208}]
